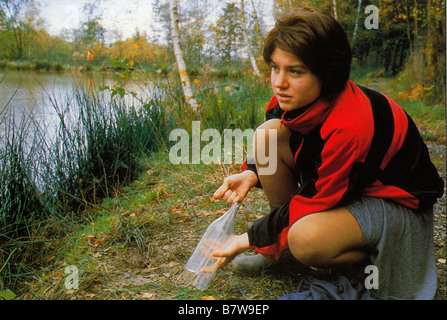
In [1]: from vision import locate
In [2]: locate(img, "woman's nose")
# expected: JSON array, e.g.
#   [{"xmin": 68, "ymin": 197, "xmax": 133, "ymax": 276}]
[{"xmin": 273, "ymin": 71, "xmax": 288, "ymax": 89}]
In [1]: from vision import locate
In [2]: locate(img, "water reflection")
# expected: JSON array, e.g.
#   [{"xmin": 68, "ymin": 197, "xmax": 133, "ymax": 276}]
[
  {"xmin": 0, "ymin": 70, "xmax": 163, "ymax": 193},
  {"xmin": 0, "ymin": 70, "xmax": 157, "ymax": 140}
]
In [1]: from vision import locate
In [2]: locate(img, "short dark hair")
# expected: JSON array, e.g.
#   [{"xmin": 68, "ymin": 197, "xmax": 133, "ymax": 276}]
[{"xmin": 263, "ymin": 8, "xmax": 352, "ymax": 101}]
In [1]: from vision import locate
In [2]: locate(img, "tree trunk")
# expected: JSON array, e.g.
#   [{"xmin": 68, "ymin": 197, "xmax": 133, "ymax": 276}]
[
  {"xmin": 240, "ymin": 0, "xmax": 261, "ymax": 77},
  {"xmin": 250, "ymin": 0, "xmax": 263, "ymax": 50},
  {"xmin": 404, "ymin": 0, "xmax": 413, "ymax": 53},
  {"xmin": 169, "ymin": 0, "xmax": 198, "ymax": 110},
  {"xmin": 332, "ymin": 0, "xmax": 338, "ymax": 20},
  {"xmin": 412, "ymin": 0, "xmax": 423, "ymax": 82},
  {"xmin": 352, "ymin": 0, "xmax": 363, "ymax": 45},
  {"xmin": 13, "ymin": 27, "xmax": 23, "ymax": 59}
]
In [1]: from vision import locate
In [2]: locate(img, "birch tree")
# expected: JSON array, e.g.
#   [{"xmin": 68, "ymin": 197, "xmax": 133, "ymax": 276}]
[
  {"xmin": 332, "ymin": 0, "xmax": 338, "ymax": 20},
  {"xmin": 351, "ymin": 0, "xmax": 363, "ymax": 45},
  {"xmin": 169, "ymin": 0, "xmax": 198, "ymax": 110},
  {"xmin": 249, "ymin": 0, "xmax": 264, "ymax": 50},
  {"xmin": 240, "ymin": 0, "xmax": 261, "ymax": 77}
]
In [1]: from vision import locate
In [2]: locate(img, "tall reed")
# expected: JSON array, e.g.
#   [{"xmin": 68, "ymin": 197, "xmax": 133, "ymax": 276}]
[
  {"xmin": 47, "ymin": 87, "xmax": 168, "ymax": 211},
  {"xmin": 173, "ymin": 75, "xmax": 271, "ymax": 133},
  {"xmin": 0, "ymin": 95, "xmax": 56, "ymax": 291},
  {"xmin": 0, "ymin": 84, "xmax": 168, "ymax": 292}
]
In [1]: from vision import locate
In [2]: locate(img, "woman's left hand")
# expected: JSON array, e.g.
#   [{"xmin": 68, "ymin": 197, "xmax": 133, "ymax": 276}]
[{"xmin": 201, "ymin": 233, "xmax": 250, "ymax": 272}]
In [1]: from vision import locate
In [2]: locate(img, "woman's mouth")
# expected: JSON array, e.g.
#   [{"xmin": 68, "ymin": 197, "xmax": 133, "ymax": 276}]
[{"xmin": 276, "ymin": 92, "xmax": 293, "ymax": 102}]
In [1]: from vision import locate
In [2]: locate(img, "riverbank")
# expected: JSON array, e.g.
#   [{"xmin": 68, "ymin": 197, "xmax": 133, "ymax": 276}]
[
  {"xmin": 0, "ymin": 58, "xmax": 252, "ymax": 80},
  {"xmin": 0, "ymin": 59, "xmax": 137, "ymax": 73},
  {"xmin": 0, "ymin": 59, "xmax": 66, "ymax": 72}
]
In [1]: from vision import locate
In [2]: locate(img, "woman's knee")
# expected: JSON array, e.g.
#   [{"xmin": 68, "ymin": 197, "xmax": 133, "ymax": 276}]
[
  {"xmin": 287, "ymin": 218, "xmax": 326, "ymax": 266},
  {"xmin": 287, "ymin": 209, "xmax": 365, "ymax": 267}
]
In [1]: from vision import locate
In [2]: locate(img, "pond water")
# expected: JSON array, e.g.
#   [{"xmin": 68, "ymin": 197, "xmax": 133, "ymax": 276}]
[
  {"xmin": 0, "ymin": 70, "xmax": 167, "ymax": 191},
  {"xmin": 0, "ymin": 70, "xmax": 160, "ymax": 142}
]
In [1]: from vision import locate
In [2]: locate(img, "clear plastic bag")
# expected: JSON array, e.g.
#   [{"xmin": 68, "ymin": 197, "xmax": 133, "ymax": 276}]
[{"xmin": 182, "ymin": 203, "xmax": 238, "ymax": 290}]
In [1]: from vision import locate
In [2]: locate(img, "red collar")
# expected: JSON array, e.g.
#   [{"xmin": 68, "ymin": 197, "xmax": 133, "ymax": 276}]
[
  {"xmin": 267, "ymin": 80, "xmax": 358, "ymax": 135},
  {"xmin": 280, "ymin": 97, "xmax": 332, "ymax": 135}
]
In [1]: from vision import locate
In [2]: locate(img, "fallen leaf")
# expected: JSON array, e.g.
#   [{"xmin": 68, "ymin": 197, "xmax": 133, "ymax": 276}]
[
  {"xmin": 132, "ymin": 275, "xmax": 151, "ymax": 286},
  {"xmin": 202, "ymin": 296, "xmax": 215, "ymax": 300},
  {"xmin": 140, "ymin": 292, "xmax": 155, "ymax": 299},
  {"xmin": 0, "ymin": 289, "xmax": 16, "ymax": 300}
]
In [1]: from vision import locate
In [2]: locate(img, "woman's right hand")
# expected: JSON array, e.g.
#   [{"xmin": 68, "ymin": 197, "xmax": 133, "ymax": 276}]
[{"xmin": 213, "ymin": 170, "xmax": 258, "ymax": 204}]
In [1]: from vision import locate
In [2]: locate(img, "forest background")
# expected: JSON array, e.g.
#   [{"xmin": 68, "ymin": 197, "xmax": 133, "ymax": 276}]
[
  {"xmin": 0, "ymin": 0, "xmax": 445, "ymax": 300},
  {"xmin": 1, "ymin": 0, "xmax": 445, "ymax": 103}
]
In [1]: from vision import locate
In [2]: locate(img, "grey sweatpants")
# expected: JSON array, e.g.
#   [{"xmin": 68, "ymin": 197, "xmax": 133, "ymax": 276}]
[{"xmin": 346, "ymin": 197, "xmax": 437, "ymax": 300}]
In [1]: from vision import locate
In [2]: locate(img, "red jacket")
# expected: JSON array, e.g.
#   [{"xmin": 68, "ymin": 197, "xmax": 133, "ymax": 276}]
[{"xmin": 245, "ymin": 80, "xmax": 444, "ymax": 260}]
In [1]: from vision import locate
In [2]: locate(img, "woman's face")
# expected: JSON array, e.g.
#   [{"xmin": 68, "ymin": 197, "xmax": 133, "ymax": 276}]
[{"xmin": 270, "ymin": 48, "xmax": 322, "ymax": 112}]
